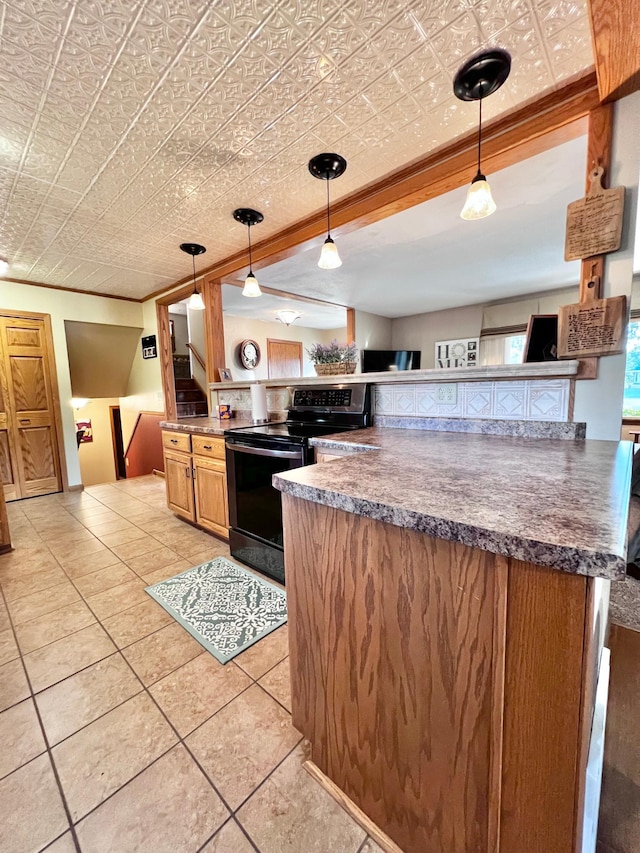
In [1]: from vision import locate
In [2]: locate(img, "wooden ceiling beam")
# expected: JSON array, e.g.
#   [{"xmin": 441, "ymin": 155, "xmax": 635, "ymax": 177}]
[
  {"xmin": 588, "ymin": 0, "xmax": 640, "ymax": 102},
  {"xmin": 171, "ymin": 70, "xmax": 600, "ymax": 293}
]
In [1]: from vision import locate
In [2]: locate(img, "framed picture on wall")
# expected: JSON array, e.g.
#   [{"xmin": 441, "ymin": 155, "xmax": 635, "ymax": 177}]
[
  {"xmin": 434, "ymin": 338, "xmax": 478, "ymax": 368},
  {"xmin": 218, "ymin": 367, "xmax": 233, "ymax": 382}
]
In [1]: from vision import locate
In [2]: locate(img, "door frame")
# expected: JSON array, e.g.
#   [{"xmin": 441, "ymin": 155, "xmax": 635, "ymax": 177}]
[
  {"xmin": 109, "ymin": 405, "xmax": 126, "ymax": 480},
  {"xmin": 0, "ymin": 309, "xmax": 69, "ymax": 494},
  {"xmin": 267, "ymin": 338, "xmax": 303, "ymax": 379}
]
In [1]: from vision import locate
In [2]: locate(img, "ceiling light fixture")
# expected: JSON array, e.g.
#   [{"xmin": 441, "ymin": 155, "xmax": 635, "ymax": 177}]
[
  {"xmin": 180, "ymin": 243, "xmax": 206, "ymax": 310},
  {"xmin": 0, "ymin": 258, "xmax": 8, "ymax": 276},
  {"xmin": 308, "ymin": 153, "xmax": 347, "ymax": 269},
  {"xmin": 275, "ymin": 309, "xmax": 301, "ymax": 326},
  {"xmin": 233, "ymin": 208, "xmax": 264, "ymax": 298},
  {"xmin": 454, "ymin": 48, "xmax": 511, "ymax": 221},
  {"xmin": 71, "ymin": 397, "xmax": 89, "ymax": 409}
]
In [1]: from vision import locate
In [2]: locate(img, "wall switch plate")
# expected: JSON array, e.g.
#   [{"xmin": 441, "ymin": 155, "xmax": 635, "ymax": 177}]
[{"xmin": 437, "ymin": 384, "xmax": 458, "ymax": 405}]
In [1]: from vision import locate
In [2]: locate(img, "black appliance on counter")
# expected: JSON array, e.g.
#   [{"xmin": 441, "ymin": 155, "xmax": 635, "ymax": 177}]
[
  {"xmin": 225, "ymin": 383, "xmax": 371, "ymax": 584},
  {"xmin": 361, "ymin": 349, "xmax": 421, "ymax": 372}
]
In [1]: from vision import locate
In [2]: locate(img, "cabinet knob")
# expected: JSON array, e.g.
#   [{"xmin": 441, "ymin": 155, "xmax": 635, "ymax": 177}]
[
  {"xmin": 170, "ymin": 438, "xmax": 178, "ymax": 444},
  {"xmin": 203, "ymin": 444, "xmax": 212, "ymax": 450}
]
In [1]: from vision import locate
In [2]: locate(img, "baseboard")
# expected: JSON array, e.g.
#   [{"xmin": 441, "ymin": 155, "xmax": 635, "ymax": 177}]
[
  {"xmin": 67, "ymin": 484, "xmax": 84, "ymax": 492},
  {"xmin": 152, "ymin": 469, "xmax": 165, "ymax": 478}
]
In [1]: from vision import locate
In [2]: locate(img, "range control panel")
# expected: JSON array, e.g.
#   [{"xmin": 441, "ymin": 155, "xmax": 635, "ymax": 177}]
[{"xmin": 293, "ymin": 388, "xmax": 352, "ymax": 408}]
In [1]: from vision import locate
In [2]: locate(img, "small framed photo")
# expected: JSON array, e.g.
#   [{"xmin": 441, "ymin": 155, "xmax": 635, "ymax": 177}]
[{"xmin": 218, "ymin": 367, "xmax": 233, "ymax": 382}]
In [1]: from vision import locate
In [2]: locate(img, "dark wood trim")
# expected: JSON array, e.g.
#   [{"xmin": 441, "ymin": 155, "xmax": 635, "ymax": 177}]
[
  {"xmin": 588, "ymin": 0, "xmax": 640, "ymax": 101},
  {"xmin": 156, "ymin": 302, "xmax": 176, "ymax": 422},
  {"xmin": 1, "ymin": 276, "xmax": 143, "ymax": 303},
  {"xmin": 346, "ymin": 308, "xmax": 356, "ymax": 344}
]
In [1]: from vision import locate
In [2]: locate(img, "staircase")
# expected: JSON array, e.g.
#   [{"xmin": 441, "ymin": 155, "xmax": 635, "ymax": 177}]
[{"xmin": 173, "ymin": 355, "xmax": 208, "ymax": 417}]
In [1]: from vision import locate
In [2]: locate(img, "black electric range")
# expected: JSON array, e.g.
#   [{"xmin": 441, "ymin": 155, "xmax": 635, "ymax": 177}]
[{"xmin": 224, "ymin": 383, "xmax": 371, "ymax": 583}]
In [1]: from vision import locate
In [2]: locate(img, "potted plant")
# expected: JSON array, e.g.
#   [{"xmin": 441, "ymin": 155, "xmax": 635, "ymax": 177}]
[{"xmin": 306, "ymin": 340, "xmax": 358, "ymax": 376}]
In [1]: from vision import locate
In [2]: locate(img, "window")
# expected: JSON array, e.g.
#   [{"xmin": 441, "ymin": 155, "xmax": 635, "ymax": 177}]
[
  {"xmin": 624, "ymin": 319, "xmax": 640, "ymax": 417},
  {"xmin": 480, "ymin": 333, "xmax": 526, "ymax": 366}
]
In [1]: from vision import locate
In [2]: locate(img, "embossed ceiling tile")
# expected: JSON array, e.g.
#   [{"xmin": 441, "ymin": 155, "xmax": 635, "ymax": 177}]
[
  {"xmin": 62, "ymin": 10, "xmax": 127, "ymax": 63},
  {"xmin": 365, "ymin": 16, "xmax": 427, "ymax": 67},
  {"xmin": 404, "ymin": 0, "xmax": 470, "ymax": 40},
  {"xmin": 393, "ymin": 42, "xmax": 444, "ymax": 90},
  {"xmin": 118, "ymin": 29, "xmax": 180, "ymax": 80},
  {"xmin": 80, "ymin": 0, "xmax": 142, "ymax": 38},
  {"xmin": 0, "ymin": 40, "xmax": 58, "ymax": 94},
  {"xmin": 362, "ymin": 74, "xmax": 416, "ymax": 115},
  {"xmin": 138, "ymin": 1, "xmax": 206, "ymax": 39},
  {"xmin": 468, "ymin": 0, "xmax": 531, "ymax": 37},
  {"xmin": 44, "ymin": 67, "xmax": 101, "ymax": 111},
  {"xmin": 412, "ymin": 72, "xmax": 455, "ymax": 113},
  {"xmin": 545, "ymin": 16, "xmax": 593, "ymax": 65},
  {"xmin": 534, "ymin": 0, "xmax": 587, "ymax": 26},
  {"xmin": 479, "ymin": 10, "xmax": 538, "ymax": 46},
  {"xmin": 381, "ymin": 93, "xmax": 425, "ymax": 129},
  {"xmin": 430, "ymin": 11, "xmax": 486, "ymax": 70},
  {"xmin": 346, "ymin": 0, "xmax": 409, "ymax": 37},
  {"xmin": 4, "ymin": 2, "xmax": 67, "ymax": 42},
  {"xmin": 553, "ymin": 46, "xmax": 594, "ymax": 81}
]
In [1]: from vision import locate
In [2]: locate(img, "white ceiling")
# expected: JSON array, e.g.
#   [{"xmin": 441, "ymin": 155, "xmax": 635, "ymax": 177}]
[
  {"xmin": 255, "ymin": 134, "xmax": 587, "ymax": 317},
  {"xmin": 221, "ymin": 285, "xmax": 347, "ymax": 329},
  {"xmin": 0, "ymin": 0, "xmax": 594, "ymax": 299}
]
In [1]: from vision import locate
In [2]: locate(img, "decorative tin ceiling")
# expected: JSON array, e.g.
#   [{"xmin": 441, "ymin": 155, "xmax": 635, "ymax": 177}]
[{"xmin": 0, "ymin": 0, "xmax": 594, "ymax": 299}]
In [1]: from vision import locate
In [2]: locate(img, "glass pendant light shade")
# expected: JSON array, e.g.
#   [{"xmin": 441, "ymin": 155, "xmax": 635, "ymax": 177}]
[
  {"xmin": 0, "ymin": 258, "xmax": 8, "ymax": 276},
  {"xmin": 242, "ymin": 272, "xmax": 262, "ymax": 298},
  {"xmin": 275, "ymin": 309, "xmax": 301, "ymax": 326},
  {"xmin": 188, "ymin": 290, "xmax": 205, "ymax": 310},
  {"xmin": 460, "ymin": 173, "xmax": 496, "ymax": 220},
  {"xmin": 318, "ymin": 236, "xmax": 342, "ymax": 269}
]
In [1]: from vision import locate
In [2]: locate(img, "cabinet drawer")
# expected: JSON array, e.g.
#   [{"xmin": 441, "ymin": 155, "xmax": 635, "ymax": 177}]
[
  {"xmin": 162, "ymin": 430, "xmax": 191, "ymax": 453},
  {"xmin": 192, "ymin": 434, "xmax": 225, "ymax": 462}
]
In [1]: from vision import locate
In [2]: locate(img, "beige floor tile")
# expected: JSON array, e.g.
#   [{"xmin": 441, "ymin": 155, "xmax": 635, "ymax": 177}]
[
  {"xmin": 235, "ymin": 625, "xmax": 289, "ymax": 680},
  {"xmin": 186, "ymin": 683, "xmax": 301, "ymax": 809},
  {"xmin": 0, "ymin": 699, "xmax": 46, "ymax": 779},
  {"xmin": 201, "ymin": 819, "xmax": 256, "ymax": 852},
  {"xmin": 0, "ymin": 658, "xmax": 30, "ymax": 712},
  {"xmin": 50, "ymin": 537, "xmax": 108, "ymax": 563},
  {"xmin": 8, "ymin": 581, "xmax": 81, "ymax": 626},
  {"xmin": 53, "ymin": 692, "xmax": 177, "ymax": 821},
  {"xmin": 100, "ymin": 528, "xmax": 152, "ymax": 550},
  {"xmin": 125, "ymin": 546, "xmax": 184, "ymax": 574},
  {"xmin": 85, "ymin": 579, "xmax": 148, "ymax": 620},
  {"xmin": 0, "ymin": 627, "xmax": 19, "ymax": 665},
  {"xmin": 180, "ymin": 546, "xmax": 231, "ymax": 565},
  {"xmin": 75, "ymin": 745, "xmax": 229, "ymax": 853},
  {"xmin": 1, "ymin": 565, "xmax": 69, "ymax": 602},
  {"xmin": 122, "ymin": 622, "xmax": 203, "ymax": 686},
  {"xmin": 86, "ymin": 518, "xmax": 136, "ymax": 536},
  {"xmin": 360, "ymin": 838, "xmax": 385, "ymax": 853},
  {"xmin": 111, "ymin": 533, "xmax": 168, "ymax": 560},
  {"xmin": 0, "ymin": 753, "xmax": 69, "ymax": 853},
  {"xmin": 14, "ymin": 599, "xmax": 96, "ymax": 655},
  {"xmin": 43, "ymin": 832, "xmax": 77, "ymax": 852},
  {"xmin": 259, "ymin": 657, "xmax": 292, "ymax": 712},
  {"xmin": 24, "ymin": 623, "xmax": 116, "ymax": 693},
  {"xmin": 101, "ymin": 598, "xmax": 173, "ymax": 648},
  {"xmin": 0, "ymin": 550, "xmax": 59, "ymax": 582},
  {"xmin": 150, "ymin": 653, "xmax": 251, "ymax": 737},
  {"xmin": 43, "ymin": 528, "xmax": 97, "ymax": 547},
  {"xmin": 142, "ymin": 560, "xmax": 192, "ymax": 585},
  {"xmin": 237, "ymin": 745, "xmax": 366, "ymax": 853},
  {"xmin": 74, "ymin": 562, "xmax": 138, "ymax": 598},
  {"xmin": 0, "ymin": 601, "xmax": 10, "ymax": 632},
  {"xmin": 36, "ymin": 652, "xmax": 142, "ymax": 745},
  {"xmin": 62, "ymin": 548, "xmax": 124, "ymax": 578}
]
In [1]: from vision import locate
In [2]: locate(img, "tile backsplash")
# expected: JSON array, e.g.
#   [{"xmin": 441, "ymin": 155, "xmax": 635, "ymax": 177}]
[{"xmin": 213, "ymin": 379, "xmax": 572, "ymax": 423}]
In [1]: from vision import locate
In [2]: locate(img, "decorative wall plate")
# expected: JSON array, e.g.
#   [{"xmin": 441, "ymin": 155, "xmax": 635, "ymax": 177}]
[{"xmin": 239, "ymin": 339, "xmax": 261, "ymax": 369}]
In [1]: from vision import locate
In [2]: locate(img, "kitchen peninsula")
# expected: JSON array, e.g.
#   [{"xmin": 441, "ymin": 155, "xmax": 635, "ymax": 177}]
[{"xmin": 273, "ymin": 428, "xmax": 632, "ymax": 853}]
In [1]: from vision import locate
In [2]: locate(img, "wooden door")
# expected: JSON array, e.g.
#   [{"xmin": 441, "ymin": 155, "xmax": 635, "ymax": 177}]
[
  {"xmin": 193, "ymin": 455, "xmax": 228, "ymax": 540},
  {"xmin": 267, "ymin": 339, "xmax": 302, "ymax": 379},
  {"xmin": 163, "ymin": 449, "xmax": 195, "ymax": 521},
  {"xmin": 0, "ymin": 317, "xmax": 62, "ymax": 499},
  {"xmin": 0, "ymin": 365, "xmax": 19, "ymax": 501}
]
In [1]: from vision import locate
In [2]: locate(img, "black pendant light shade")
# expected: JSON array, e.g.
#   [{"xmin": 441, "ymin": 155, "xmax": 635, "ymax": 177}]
[
  {"xmin": 308, "ymin": 153, "xmax": 347, "ymax": 269},
  {"xmin": 179, "ymin": 242, "xmax": 206, "ymax": 309},
  {"xmin": 233, "ymin": 208, "xmax": 264, "ymax": 297},
  {"xmin": 454, "ymin": 48, "xmax": 511, "ymax": 220}
]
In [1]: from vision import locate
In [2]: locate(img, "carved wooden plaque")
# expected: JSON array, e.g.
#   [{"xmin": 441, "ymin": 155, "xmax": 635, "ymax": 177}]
[
  {"xmin": 565, "ymin": 166, "xmax": 624, "ymax": 261},
  {"xmin": 557, "ymin": 296, "xmax": 628, "ymax": 359}
]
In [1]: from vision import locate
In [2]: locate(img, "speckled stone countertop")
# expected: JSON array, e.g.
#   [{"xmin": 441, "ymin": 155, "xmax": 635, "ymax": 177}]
[
  {"xmin": 160, "ymin": 417, "xmax": 270, "ymax": 436},
  {"xmin": 273, "ymin": 427, "xmax": 633, "ymax": 580}
]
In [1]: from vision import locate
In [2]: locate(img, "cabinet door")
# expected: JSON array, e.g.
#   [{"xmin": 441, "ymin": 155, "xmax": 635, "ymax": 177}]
[
  {"xmin": 193, "ymin": 456, "xmax": 228, "ymax": 539},
  {"xmin": 164, "ymin": 449, "xmax": 195, "ymax": 521}
]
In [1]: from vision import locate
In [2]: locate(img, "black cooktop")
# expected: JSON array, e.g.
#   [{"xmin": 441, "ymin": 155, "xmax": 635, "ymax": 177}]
[{"xmin": 225, "ymin": 421, "xmax": 360, "ymax": 444}]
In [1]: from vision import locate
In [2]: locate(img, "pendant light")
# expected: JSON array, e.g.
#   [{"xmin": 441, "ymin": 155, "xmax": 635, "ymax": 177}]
[
  {"xmin": 233, "ymin": 208, "xmax": 264, "ymax": 297},
  {"xmin": 454, "ymin": 49, "xmax": 511, "ymax": 221},
  {"xmin": 308, "ymin": 153, "xmax": 347, "ymax": 269},
  {"xmin": 275, "ymin": 309, "xmax": 301, "ymax": 326},
  {"xmin": 179, "ymin": 243, "xmax": 206, "ymax": 310},
  {"xmin": 0, "ymin": 257, "xmax": 8, "ymax": 276}
]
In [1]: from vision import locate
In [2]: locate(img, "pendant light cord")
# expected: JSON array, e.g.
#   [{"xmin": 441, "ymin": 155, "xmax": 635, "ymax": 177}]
[
  {"xmin": 192, "ymin": 255, "xmax": 197, "ymax": 294},
  {"xmin": 477, "ymin": 96, "xmax": 482, "ymax": 175},
  {"xmin": 247, "ymin": 224, "xmax": 253, "ymax": 274},
  {"xmin": 326, "ymin": 176, "xmax": 331, "ymax": 239}
]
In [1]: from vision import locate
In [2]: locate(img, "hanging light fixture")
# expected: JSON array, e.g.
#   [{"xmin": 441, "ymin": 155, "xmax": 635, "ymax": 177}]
[
  {"xmin": 308, "ymin": 153, "xmax": 347, "ymax": 269},
  {"xmin": 233, "ymin": 208, "xmax": 264, "ymax": 297},
  {"xmin": 0, "ymin": 258, "xmax": 8, "ymax": 277},
  {"xmin": 454, "ymin": 48, "xmax": 511, "ymax": 221},
  {"xmin": 179, "ymin": 243, "xmax": 206, "ymax": 310},
  {"xmin": 275, "ymin": 309, "xmax": 301, "ymax": 326}
]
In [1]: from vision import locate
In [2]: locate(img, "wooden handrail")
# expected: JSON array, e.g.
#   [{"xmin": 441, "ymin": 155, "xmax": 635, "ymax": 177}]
[{"xmin": 186, "ymin": 342, "xmax": 206, "ymax": 372}]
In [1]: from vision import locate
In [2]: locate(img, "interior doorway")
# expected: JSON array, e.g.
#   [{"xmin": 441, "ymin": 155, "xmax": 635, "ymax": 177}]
[
  {"xmin": 109, "ymin": 406, "xmax": 127, "ymax": 480},
  {"xmin": 267, "ymin": 339, "xmax": 302, "ymax": 379}
]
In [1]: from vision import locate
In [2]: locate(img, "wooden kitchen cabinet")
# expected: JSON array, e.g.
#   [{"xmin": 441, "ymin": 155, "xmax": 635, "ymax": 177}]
[{"xmin": 162, "ymin": 430, "xmax": 228, "ymax": 539}]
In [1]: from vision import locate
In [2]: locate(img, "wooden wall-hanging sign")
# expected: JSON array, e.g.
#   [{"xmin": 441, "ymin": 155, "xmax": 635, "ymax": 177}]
[
  {"xmin": 557, "ymin": 295, "xmax": 628, "ymax": 359},
  {"xmin": 564, "ymin": 166, "xmax": 624, "ymax": 261}
]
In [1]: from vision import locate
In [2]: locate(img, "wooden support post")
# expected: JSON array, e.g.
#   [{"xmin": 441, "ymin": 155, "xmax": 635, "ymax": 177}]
[
  {"xmin": 202, "ymin": 278, "xmax": 225, "ymax": 390},
  {"xmin": 577, "ymin": 103, "xmax": 614, "ymax": 379},
  {"xmin": 588, "ymin": 0, "xmax": 640, "ymax": 102},
  {"xmin": 346, "ymin": 308, "xmax": 356, "ymax": 344}
]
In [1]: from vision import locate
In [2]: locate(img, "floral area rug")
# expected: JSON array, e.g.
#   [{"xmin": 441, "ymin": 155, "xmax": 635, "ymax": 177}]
[{"xmin": 145, "ymin": 557, "xmax": 287, "ymax": 664}]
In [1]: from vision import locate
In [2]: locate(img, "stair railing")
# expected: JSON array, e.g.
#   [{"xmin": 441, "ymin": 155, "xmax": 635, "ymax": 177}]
[{"xmin": 186, "ymin": 342, "xmax": 206, "ymax": 372}]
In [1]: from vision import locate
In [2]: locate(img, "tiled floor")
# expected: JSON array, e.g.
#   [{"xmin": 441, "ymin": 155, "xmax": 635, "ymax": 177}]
[{"xmin": 0, "ymin": 476, "xmax": 383, "ymax": 853}]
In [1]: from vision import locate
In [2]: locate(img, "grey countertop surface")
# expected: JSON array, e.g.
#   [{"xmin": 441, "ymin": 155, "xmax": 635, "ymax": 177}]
[
  {"xmin": 273, "ymin": 427, "xmax": 633, "ymax": 580},
  {"xmin": 160, "ymin": 417, "xmax": 265, "ymax": 436}
]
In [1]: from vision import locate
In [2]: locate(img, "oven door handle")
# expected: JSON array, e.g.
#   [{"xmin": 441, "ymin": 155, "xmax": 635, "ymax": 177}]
[{"xmin": 226, "ymin": 441, "xmax": 303, "ymax": 460}]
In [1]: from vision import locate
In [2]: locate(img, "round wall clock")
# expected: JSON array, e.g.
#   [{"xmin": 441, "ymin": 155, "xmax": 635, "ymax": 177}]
[{"xmin": 239, "ymin": 339, "xmax": 261, "ymax": 370}]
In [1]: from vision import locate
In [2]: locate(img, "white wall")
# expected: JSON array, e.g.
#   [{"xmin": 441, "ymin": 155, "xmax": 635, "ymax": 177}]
[
  {"xmin": 391, "ymin": 303, "xmax": 484, "ymax": 369},
  {"xmin": 573, "ymin": 91, "xmax": 640, "ymax": 439},
  {"xmin": 187, "ymin": 306, "xmax": 207, "ymax": 393},
  {"xmin": 74, "ymin": 398, "xmax": 120, "ymax": 486},
  {"xmin": 0, "ymin": 282, "xmax": 144, "ymax": 488},
  {"xmin": 355, "ymin": 310, "xmax": 392, "ymax": 352},
  {"xmin": 169, "ymin": 312, "xmax": 188, "ymax": 354},
  {"xmin": 223, "ymin": 315, "xmax": 347, "ymax": 379}
]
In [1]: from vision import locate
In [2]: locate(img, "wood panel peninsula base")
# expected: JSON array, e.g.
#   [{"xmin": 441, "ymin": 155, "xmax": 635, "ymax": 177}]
[{"xmin": 281, "ymin": 494, "xmax": 605, "ymax": 853}]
